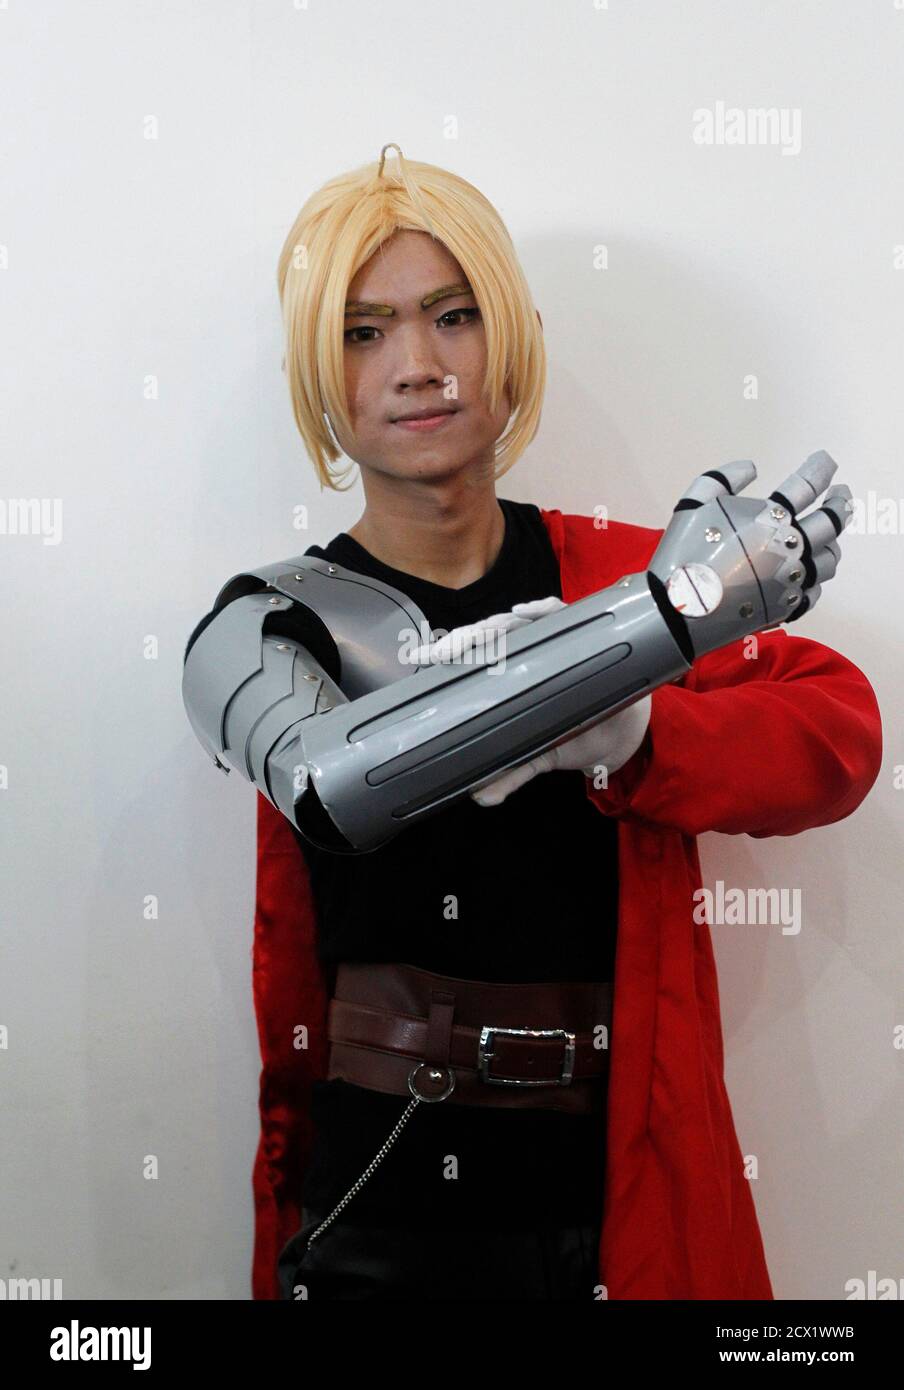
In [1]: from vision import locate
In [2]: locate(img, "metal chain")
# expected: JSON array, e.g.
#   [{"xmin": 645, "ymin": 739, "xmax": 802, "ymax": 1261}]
[
  {"xmin": 304, "ymin": 1061, "xmax": 457, "ymax": 1249},
  {"xmin": 304, "ymin": 1094, "xmax": 422, "ymax": 1249}
]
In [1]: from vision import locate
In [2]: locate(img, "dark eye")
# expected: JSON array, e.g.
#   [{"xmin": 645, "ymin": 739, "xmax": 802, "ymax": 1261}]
[
  {"xmin": 437, "ymin": 307, "xmax": 481, "ymax": 328},
  {"xmin": 344, "ymin": 325, "xmax": 381, "ymax": 345}
]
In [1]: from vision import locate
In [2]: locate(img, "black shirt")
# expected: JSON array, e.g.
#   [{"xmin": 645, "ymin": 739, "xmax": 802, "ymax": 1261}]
[{"xmin": 292, "ymin": 498, "xmax": 618, "ymax": 1229}]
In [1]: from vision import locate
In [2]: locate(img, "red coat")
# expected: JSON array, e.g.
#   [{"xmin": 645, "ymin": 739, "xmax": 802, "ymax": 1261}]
[{"xmin": 248, "ymin": 507, "xmax": 883, "ymax": 1299}]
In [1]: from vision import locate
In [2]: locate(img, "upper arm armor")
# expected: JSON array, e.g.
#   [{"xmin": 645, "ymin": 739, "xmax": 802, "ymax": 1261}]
[{"xmin": 182, "ymin": 554, "xmax": 435, "ymax": 848}]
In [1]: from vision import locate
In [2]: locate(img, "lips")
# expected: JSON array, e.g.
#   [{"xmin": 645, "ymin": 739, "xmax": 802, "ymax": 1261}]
[
  {"xmin": 391, "ymin": 406, "xmax": 460, "ymax": 423},
  {"xmin": 392, "ymin": 408, "xmax": 460, "ymax": 433}
]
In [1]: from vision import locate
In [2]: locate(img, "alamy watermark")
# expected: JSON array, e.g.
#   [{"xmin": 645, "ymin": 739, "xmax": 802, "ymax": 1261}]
[
  {"xmin": 0, "ymin": 497, "xmax": 62, "ymax": 545},
  {"xmin": 693, "ymin": 101, "xmax": 801, "ymax": 157},
  {"xmin": 694, "ymin": 879, "xmax": 802, "ymax": 936}
]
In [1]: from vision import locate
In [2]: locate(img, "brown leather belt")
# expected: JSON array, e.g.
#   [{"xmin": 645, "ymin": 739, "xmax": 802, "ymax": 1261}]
[{"xmin": 326, "ymin": 961, "xmax": 612, "ymax": 1115}]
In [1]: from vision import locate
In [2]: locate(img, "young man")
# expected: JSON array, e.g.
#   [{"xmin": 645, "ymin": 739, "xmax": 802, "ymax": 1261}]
[{"xmin": 183, "ymin": 146, "xmax": 882, "ymax": 1300}]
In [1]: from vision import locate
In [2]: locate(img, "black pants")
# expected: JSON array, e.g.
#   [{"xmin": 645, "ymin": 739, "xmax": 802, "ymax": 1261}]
[{"xmin": 278, "ymin": 1207, "xmax": 601, "ymax": 1301}]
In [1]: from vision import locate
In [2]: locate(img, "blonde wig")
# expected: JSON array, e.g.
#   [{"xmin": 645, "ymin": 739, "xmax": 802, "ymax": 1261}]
[{"xmin": 276, "ymin": 144, "xmax": 546, "ymax": 492}]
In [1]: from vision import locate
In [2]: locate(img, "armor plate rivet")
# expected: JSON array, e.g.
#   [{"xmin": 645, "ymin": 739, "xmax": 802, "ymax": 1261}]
[{"xmin": 705, "ymin": 528, "xmax": 721, "ymax": 543}]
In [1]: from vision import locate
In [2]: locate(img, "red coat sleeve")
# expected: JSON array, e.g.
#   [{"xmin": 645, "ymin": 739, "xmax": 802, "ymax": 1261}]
[
  {"xmin": 585, "ymin": 626, "xmax": 883, "ymax": 838},
  {"xmin": 251, "ymin": 794, "xmax": 331, "ymax": 1299}
]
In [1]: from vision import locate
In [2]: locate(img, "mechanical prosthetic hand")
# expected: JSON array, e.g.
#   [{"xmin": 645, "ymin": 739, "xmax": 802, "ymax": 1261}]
[{"xmin": 182, "ymin": 450, "xmax": 853, "ymax": 853}]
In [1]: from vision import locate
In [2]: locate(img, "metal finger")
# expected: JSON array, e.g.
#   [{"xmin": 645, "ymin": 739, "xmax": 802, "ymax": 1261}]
[
  {"xmin": 819, "ymin": 484, "xmax": 855, "ymax": 533},
  {"xmin": 796, "ymin": 507, "xmax": 842, "ymax": 551},
  {"xmin": 675, "ymin": 459, "xmax": 757, "ymax": 507},
  {"xmin": 784, "ymin": 581, "xmax": 820, "ymax": 625},
  {"xmin": 811, "ymin": 546, "xmax": 839, "ymax": 584},
  {"xmin": 796, "ymin": 487, "xmax": 855, "ymax": 549},
  {"xmin": 768, "ymin": 449, "xmax": 837, "ymax": 516}
]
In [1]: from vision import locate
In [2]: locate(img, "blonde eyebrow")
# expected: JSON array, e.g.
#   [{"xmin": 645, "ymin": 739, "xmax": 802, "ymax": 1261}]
[{"xmin": 344, "ymin": 282, "xmax": 473, "ymax": 317}]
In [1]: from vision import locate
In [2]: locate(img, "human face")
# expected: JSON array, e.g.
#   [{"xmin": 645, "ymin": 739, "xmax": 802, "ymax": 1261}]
[{"xmin": 336, "ymin": 229, "xmax": 511, "ymax": 482}]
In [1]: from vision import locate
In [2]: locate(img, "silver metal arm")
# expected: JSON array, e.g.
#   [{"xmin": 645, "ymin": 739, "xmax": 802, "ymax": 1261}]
[
  {"xmin": 293, "ymin": 570, "xmax": 689, "ymax": 850},
  {"xmin": 182, "ymin": 451, "xmax": 854, "ymax": 853}
]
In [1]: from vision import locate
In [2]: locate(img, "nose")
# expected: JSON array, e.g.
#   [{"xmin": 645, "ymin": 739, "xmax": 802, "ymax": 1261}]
[{"xmin": 389, "ymin": 322, "xmax": 446, "ymax": 392}]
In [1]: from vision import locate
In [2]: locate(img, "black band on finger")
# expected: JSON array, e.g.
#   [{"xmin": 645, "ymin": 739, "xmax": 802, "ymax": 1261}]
[
  {"xmin": 796, "ymin": 525, "xmax": 818, "ymax": 589},
  {"xmin": 823, "ymin": 505, "xmax": 846, "ymax": 538},
  {"xmin": 769, "ymin": 490, "xmax": 796, "ymax": 517},
  {"xmin": 784, "ymin": 591, "xmax": 812, "ymax": 624}
]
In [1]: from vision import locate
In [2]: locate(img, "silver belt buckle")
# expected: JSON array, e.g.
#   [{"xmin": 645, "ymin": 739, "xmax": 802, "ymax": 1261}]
[{"xmin": 477, "ymin": 1026, "xmax": 576, "ymax": 1086}]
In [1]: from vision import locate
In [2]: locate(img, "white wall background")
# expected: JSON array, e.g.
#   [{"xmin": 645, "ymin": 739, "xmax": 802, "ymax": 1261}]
[{"xmin": 1, "ymin": 0, "xmax": 900, "ymax": 1300}]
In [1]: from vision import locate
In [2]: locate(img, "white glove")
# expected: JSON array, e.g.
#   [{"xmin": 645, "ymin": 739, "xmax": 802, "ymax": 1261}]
[{"xmin": 411, "ymin": 604, "xmax": 545, "ymax": 666}]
